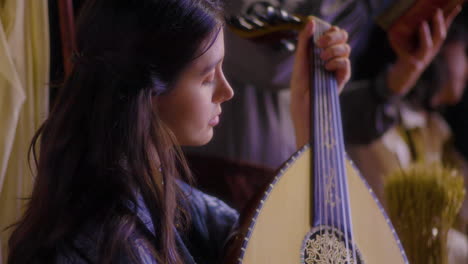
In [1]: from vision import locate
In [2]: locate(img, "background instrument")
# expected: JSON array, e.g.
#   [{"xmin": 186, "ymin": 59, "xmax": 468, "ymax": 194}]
[{"xmin": 376, "ymin": 0, "xmax": 465, "ymax": 51}]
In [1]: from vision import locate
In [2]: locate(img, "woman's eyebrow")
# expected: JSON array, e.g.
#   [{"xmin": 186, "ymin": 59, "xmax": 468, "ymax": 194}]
[{"xmin": 200, "ymin": 57, "xmax": 223, "ymax": 76}]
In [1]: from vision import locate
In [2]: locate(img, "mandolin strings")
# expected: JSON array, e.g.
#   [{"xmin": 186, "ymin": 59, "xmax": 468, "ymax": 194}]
[{"xmin": 312, "ymin": 18, "xmax": 358, "ymax": 262}]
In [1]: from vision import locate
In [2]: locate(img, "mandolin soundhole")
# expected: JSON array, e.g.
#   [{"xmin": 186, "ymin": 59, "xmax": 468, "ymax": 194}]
[{"xmin": 301, "ymin": 226, "xmax": 364, "ymax": 264}]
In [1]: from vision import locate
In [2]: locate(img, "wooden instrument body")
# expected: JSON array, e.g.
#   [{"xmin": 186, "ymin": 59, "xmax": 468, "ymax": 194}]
[{"xmin": 225, "ymin": 145, "xmax": 408, "ymax": 263}]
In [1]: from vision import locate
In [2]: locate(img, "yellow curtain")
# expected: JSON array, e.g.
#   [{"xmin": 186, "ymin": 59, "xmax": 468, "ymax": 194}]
[{"xmin": 0, "ymin": 0, "xmax": 49, "ymax": 261}]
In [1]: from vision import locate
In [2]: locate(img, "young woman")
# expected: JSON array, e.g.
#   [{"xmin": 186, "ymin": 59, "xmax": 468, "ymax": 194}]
[{"xmin": 7, "ymin": 0, "xmax": 351, "ymax": 263}]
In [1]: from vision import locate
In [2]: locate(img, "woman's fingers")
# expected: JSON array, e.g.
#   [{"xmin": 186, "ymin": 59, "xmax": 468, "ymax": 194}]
[
  {"xmin": 317, "ymin": 26, "xmax": 348, "ymax": 48},
  {"xmin": 290, "ymin": 20, "xmax": 351, "ymax": 148},
  {"xmin": 320, "ymin": 43, "xmax": 351, "ymax": 61},
  {"xmin": 325, "ymin": 57, "xmax": 351, "ymax": 90},
  {"xmin": 317, "ymin": 25, "xmax": 351, "ymax": 92},
  {"xmin": 292, "ymin": 20, "xmax": 351, "ymax": 94}
]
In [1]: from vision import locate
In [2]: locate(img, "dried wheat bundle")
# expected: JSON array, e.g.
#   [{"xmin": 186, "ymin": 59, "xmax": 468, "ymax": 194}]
[{"xmin": 384, "ymin": 162, "xmax": 465, "ymax": 264}]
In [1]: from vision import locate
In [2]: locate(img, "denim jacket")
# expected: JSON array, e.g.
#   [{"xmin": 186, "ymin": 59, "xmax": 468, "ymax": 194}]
[{"xmin": 55, "ymin": 182, "xmax": 239, "ymax": 264}]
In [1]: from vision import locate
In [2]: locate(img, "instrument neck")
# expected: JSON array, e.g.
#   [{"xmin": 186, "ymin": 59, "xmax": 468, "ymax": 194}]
[{"xmin": 310, "ymin": 20, "xmax": 353, "ymax": 238}]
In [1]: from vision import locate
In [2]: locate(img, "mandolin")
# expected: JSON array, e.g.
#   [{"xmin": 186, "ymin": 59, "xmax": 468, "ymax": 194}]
[{"xmin": 224, "ymin": 4, "xmax": 409, "ymax": 264}]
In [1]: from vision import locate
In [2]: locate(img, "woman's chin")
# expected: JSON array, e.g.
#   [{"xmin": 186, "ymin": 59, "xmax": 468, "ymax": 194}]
[
  {"xmin": 201, "ymin": 130, "xmax": 215, "ymax": 145},
  {"xmin": 181, "ymin": 130, "xmax": 214, "ymax": 147}
]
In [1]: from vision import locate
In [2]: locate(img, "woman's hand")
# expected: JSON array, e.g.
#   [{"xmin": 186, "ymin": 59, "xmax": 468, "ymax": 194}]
[
  {"xmin": 290, "ymin": 19, "xmax": 351, "ymax": 149},
  {"xmin": 387, "ymin": 6, "xmax": 461, "ymax": 96}
]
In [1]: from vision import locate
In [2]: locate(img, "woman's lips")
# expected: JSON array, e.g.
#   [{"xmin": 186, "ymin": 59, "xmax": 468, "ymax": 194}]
[{"xmin": 209, "ymin": 115, "xmax": 220, "ymax": 126}]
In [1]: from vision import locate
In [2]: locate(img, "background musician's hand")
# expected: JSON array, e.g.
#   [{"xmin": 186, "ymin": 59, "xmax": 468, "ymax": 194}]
[
  {"xmin": 387, "ymin": 6, "xmax": 461, "ymax": 97},
  {"xmin": 290, "ymin": 19, "xmax": 351, "ymax": 149}
]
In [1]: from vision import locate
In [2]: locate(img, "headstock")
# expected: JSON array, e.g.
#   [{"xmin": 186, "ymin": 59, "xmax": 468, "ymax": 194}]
[
  {"xmin": 226, "ymin": 2, "xmax": 328, "ymax": 51},
  {"xmin": 226, "ymin": 2, "xmax": 309, "ymax": 46}
]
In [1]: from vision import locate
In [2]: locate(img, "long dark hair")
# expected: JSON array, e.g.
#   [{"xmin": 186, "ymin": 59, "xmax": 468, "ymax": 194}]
[{"xmin": 8, "ymin": 0, "xmax": 223, "ymax": 263}]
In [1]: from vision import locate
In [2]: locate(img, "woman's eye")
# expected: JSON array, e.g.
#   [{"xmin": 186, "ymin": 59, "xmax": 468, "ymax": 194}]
[
  {"xmin": 202, "ymin": 75, "xmax": 216, "ymax": 86},
  {"xmin": 203, "ymin": 80, "xmax": 215, "ymax": 86}
]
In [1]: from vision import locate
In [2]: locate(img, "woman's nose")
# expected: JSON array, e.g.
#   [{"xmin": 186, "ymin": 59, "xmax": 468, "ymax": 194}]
[{"xmin": 214, "ymin": 72, "xmax": 234, "ymax": 103}]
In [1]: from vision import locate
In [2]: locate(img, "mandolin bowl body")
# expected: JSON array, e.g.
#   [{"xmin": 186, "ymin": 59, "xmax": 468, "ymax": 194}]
[{"xmin": 225, "ymin": 145, "xmax": 408, "ymax": 264}]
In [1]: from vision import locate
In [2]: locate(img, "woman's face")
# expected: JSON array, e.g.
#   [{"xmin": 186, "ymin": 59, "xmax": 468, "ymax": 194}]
[{"xmin": 156, "ymin": 30, "xmax": 234, "ymax": 146}]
